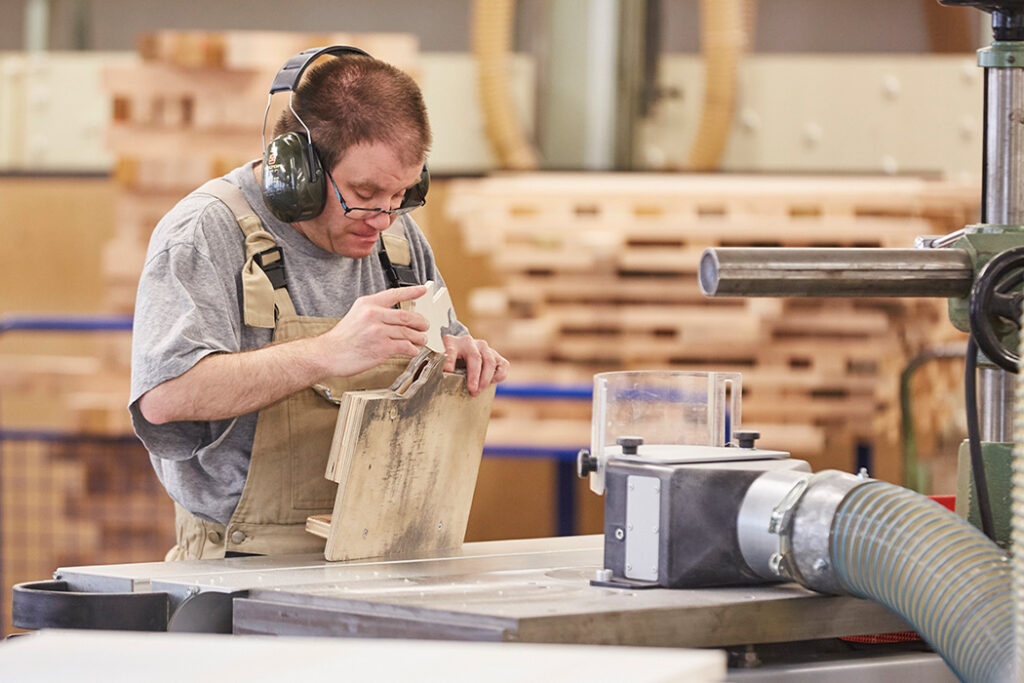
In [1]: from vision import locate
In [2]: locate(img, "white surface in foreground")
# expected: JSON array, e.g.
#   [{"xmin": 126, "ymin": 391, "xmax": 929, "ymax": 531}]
[{"xmin": 0, "ymin": 629, "xmax": 725, "ymax": 682}]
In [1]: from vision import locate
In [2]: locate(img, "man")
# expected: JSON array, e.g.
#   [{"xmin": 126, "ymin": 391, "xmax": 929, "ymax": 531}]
[{"xmin": 130, "ymin": 48, "xmax": 508, "ymax": 560}]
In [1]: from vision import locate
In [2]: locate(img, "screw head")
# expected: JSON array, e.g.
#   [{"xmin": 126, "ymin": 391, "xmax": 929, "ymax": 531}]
[
  {"xmin": 614, "ymin": 528, "xmax": 625, "ymax": 541},
  {"xmin": 617, "ymin": 436, "xmax": 644, "ymax": 455}
]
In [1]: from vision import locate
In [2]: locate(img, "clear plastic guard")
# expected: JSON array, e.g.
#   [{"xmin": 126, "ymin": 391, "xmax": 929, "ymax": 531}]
[{"xmin": 589, "ymin": 371, "xmax": 742, "ymax": 493}]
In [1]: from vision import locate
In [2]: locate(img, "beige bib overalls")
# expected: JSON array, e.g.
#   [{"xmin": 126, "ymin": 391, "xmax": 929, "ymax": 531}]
[{"xmin": 166, "ymin": 179, "xmax": 414, "ymax": 559}]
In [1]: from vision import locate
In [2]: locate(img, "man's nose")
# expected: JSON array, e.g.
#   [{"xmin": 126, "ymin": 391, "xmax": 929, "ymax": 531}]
[{"xmin": 365, "ymin": 211, "xmax": 393, "ymax": 231}]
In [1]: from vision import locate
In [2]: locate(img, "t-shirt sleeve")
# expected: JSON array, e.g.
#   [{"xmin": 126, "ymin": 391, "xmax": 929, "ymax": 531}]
[
  {"xmin": 131, "ymin": 202, "xmax": 243, "ymax": 403},
  {"xmin": 129, "ymin": 200, "xmax": 245, "ymax": 460}
]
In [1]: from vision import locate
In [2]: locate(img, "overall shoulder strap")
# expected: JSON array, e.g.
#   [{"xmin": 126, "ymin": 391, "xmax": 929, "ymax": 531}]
[
  {"xmin": 197, "ymin": 179, "xmax": 298, "ymax": 327},
  {"xmin": 378, "ymin": 220, "xmax": 420, "ymax": 288},
  {"xmin": 381, "ymin": 220, "xmax": 411, "ymax": 267}
]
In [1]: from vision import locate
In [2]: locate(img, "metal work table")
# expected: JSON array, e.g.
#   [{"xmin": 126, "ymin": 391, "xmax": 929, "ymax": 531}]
[{"xmin": 54, "ymin": 535, "xmax": 911, "ymax": 647}]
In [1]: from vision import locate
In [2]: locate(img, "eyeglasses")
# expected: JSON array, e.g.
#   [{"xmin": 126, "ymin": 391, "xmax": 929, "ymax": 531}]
[{"xmin": 325, "ymin": 167, "xmax": 423, "ymax": 220}]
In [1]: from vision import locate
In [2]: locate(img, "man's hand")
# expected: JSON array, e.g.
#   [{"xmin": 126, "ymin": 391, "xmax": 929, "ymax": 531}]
[
  {"xmin": 316, "ymin": 285, "xmax": 430, "ymax": 377},
  {"xmin": 138, "ymin": 286, "xmax": 431, "ymax": 425},
  {"xmin": 442, "ymin": 335, "xmax": 509, "ymax": 396}
]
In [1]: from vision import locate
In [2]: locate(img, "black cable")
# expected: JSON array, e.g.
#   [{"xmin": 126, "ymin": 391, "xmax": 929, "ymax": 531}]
[
  {"xmin": 900, "ymin": 344, "xmax": 966, "ymax": 493},
  {"xmin": 964, "ymin": 336, "xmax": 997, "ymax": 541}
]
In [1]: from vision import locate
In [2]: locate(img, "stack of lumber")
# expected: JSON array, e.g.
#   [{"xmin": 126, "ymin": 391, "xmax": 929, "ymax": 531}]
[
  {"xmin": 101, "ymin": 30, "xmax": 420, "ymax": 313},
  {"xmin": 0, "ymin": 437, "xmax": 174, "ymax": 636},
  {"xmin": 448, "ymin": 173, "xmax": 978, "ymax": 484}
]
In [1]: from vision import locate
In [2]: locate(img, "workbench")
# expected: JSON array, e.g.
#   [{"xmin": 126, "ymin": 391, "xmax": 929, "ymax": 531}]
[
  {"xmin": 8, "ymin": 536, "xmax": 958, "ymax": 679},
  {"xmin": 11, "ymin": 535, "xmax": 957, "ymax": 680}
]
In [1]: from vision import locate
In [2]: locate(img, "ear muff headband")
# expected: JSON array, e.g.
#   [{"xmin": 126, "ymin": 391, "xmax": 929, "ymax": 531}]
[{"xmin": 267, "ymin": 45, "xmax": 371, "ymax": 95}]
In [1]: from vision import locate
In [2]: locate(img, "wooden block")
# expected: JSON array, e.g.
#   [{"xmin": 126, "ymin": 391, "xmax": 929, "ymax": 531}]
[
  {"xmin": 136, "ymin": 30, "xmax": 420, "ymax": 76},
  {"xmin": 404, "ymin": 280, "xmax": 453, "ymax": 353},
  {"xmin": 311, "ymin": 351, "xmax": 495, "ymax": 561}
]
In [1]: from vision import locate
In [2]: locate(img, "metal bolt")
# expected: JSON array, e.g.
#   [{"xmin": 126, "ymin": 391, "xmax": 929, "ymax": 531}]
[
  {"xmin": 617, "ymin": 436, "xmax": 644, "ymax": 455},
  {"xmin": 1010, "ymin": 55, "xmax": 1017, "ymax": 64},
  {"xmin": 813, "ymin": 558, "xmax": 828, "ymax": 573},
  {"xmin": 653, "ymin": 485, "xmax": 660, "ymax": 494},
  {"xmin": 627, "ymin": 523, "xmax": 633, "ymax": 531},
  {"xmin": 187, "ymin": 586, "xmax": 199, "ymax": 597},
  {"xmin": 652, "ymin": 526, "xmax": 659, "ymax": 533},
  {"xmin": 595, "ymin": 568, "xmax": 613, "ymax": 582},
  {"xmin": 614, "ymin": 528, "xmax": 625, "ymax": 541},
  {"xmin": 626, "ymin": 564, "xmax": 632, "ymax": 572},
  {"xmin": 768, "ymin": 553, "xmax": 784, "ymax": 576},
  {"xmin": 362, "ymin": 528, "xmax": 368, "ymax": 538},
  {"xmin": 437, "ymin": 522, "xmax": 443, "ymax": 530}
]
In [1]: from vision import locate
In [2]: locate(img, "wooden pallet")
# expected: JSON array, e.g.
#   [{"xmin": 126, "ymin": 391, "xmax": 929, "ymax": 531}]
[{"xmin": 446, "ymin": 172, "xmax": 981, "ymax": 484}]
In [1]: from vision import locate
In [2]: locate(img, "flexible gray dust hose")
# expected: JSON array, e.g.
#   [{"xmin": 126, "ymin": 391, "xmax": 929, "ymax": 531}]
[
  {"xmin": 825, "ymin": 480, "xmax": 1012, "ymax": 682},
  {"xmin": 742, "ymin": 468, "xmax": 1012, "ymax": 680},
  {"xmin": 1014, "ymin": 304, "xmax": 1024, "ymax": 680}
]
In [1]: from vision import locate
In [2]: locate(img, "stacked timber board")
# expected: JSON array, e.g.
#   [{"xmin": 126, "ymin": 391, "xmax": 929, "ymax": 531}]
[
  {"xmin": 448, "ymin": 173, "xmax": 977, "ymax": 484},
  {"xmin": 0, "ymin": 436, "xmax": 175, "ymax": 636}
]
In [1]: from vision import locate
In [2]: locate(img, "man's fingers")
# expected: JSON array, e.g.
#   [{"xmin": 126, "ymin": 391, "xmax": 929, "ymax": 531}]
[
  {"xmin": 463, "ymin": 343, "xmax": 482, "ymax": 395},
  {"xmin": 370, "ymin": 284, "xmax": 427, "ymax": 308},
  {"xmin": 382, "ymin": 307, "xmax": 429, "ymax": 331},
  {"xmin": 442, "ymin": 336, "xmax": 458, "ymax": 372},
  {"xmin": 477, "ymin": 344, "xmax": 498, "ymax": 390},
  {"xmin": 493, "ymin": 356, "xmax": 510, "ymax": 383}
]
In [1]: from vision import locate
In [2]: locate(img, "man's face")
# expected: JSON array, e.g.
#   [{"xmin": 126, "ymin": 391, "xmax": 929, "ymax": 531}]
[{"xmin": 296, "ymin": 141, "xmax": 424, "ymax": 258}]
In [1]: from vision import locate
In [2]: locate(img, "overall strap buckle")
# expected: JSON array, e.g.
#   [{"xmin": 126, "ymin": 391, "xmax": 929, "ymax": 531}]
[{"xmin": 254, "ymin": 246, "xmax": 288, "ymax": 290}]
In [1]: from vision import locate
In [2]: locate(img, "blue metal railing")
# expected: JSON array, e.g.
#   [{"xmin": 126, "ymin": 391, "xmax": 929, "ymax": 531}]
[{"xmin": 0, "ymin": 314, "xmax": 133, "ymax": 334}]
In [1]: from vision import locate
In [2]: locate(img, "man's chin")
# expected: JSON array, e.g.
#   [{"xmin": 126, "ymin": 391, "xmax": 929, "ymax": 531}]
[{"xmin": 337, "ymin": 238, "xmax": 378, "ymax": 259}]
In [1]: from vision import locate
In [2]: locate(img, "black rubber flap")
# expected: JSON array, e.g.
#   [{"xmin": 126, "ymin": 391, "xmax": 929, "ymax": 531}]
[{"xmin": 12, "ymin": 580, "xmax": 168, "ymax": 631}]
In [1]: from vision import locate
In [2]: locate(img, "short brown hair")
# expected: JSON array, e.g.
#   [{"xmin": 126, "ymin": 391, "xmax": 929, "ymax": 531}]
[{"xmin": 273, "ymin": 53, "xmax": 431, "ymax": 172}]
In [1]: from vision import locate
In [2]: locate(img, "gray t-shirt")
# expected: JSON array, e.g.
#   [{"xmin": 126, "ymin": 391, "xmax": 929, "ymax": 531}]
[{"xmin": 130, "ymin": 161, "xmax": 467, "ymax": 524}]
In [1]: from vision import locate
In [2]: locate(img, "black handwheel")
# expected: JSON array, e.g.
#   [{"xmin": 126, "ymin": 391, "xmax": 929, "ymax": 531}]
[{"xmin": 968, "ymin": 246, "xmax": 1024, "ymax": 373}]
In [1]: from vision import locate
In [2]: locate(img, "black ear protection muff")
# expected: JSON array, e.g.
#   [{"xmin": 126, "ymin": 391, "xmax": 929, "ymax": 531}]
[{"xmin": 260, "ymin": 45, "xmax": 430, "ymax": 224}]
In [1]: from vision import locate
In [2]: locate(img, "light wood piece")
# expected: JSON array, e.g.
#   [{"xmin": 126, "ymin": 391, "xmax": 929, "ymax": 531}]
[
  {"xmin": 308, "ymin": 350, "xmax": 495, "ymax": 561},
  {"xmin": 404, "ymin": 280, "xmax": 453, "ymax": 353}
]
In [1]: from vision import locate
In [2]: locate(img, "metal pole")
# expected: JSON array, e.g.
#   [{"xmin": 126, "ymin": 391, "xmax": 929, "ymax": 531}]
[
  {"xmin": 23, "ymin": 0, "xmax": 49, "ymax": 52},
  {"xmin": 699, "ymin": 247, "xmax": 975, "ymax": 298},
  {"xmin": 985, "ymin": 66, "xmax": 1024, "ymax": 225},
  {"xmin": 980, "ymin": 50, "xmax": 1024, "ymax": 437},
  {"xmin": 980, "ymin": 368, "xmax": 1016, "ymax": 440}
]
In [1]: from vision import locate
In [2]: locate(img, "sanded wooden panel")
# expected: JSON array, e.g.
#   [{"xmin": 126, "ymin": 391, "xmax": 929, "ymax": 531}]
[{"xmin": 312, "ymin": 352, "xmax": 495, "ymax": 561}]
